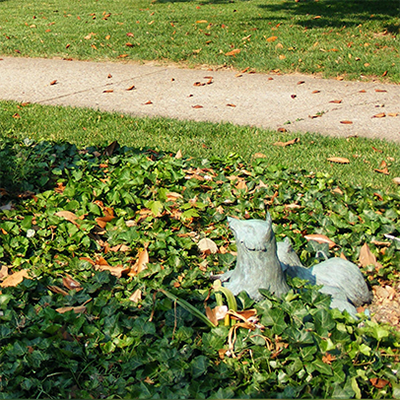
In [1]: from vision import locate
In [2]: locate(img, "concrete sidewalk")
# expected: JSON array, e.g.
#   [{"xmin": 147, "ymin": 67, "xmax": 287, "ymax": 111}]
[{"xmin": 1, "ymin": 56, "xmax": 400, "ymax": 142}]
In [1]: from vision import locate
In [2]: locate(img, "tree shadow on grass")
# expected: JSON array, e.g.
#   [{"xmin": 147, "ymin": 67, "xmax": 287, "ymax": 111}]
[{"xmin": 257, "ymin": 0, "xmax": 400, "ymax": 30}]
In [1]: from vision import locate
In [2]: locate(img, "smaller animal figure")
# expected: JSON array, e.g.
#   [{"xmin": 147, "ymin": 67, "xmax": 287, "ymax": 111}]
[{"xmin": 277, "ymin": 237, "xmax": 372, "ymax": 318}]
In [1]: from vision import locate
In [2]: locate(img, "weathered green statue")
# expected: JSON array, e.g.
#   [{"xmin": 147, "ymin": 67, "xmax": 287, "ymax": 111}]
[{"xmin": 216, "ymin": 214, "xmax": 372, "ymax": 318}]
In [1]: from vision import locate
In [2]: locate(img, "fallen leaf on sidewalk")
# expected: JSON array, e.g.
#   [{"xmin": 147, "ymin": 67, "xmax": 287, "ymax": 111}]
[
  {"xmin": 340, "ymin": 120, "xmax": 353, "ymax": 124},
  {"xmin": 327, "ymin": 157, "xmax": 350, "ymax": 164},
  {"xmin": 375, "ymin": 89, "xmax": 387, "ymax": 93},
  {"xmin": 311, "ymin": 90, "xmax": 320, "ymax": 94},
  {"xmin": 126, "ymin": 85, "xmax": 135, "ymax": 91},
  {"xmin": 192, "ymin": 105, "xmax": 203, "ymax": 109},
  {"xmin": 50, "ymin": 80, "xmax": 57, "ymax": 85},
  {"xmin": 388, "ymin": 113, "xmax": 398, "ymax": 117},
  {"xmin": 143, "ymin": 100, "xmax": 153, "ymax": 105},
  {"xmin": 226, "ymin": 103, "xmax": 236, "ymax": 107},
  {"xmin": 372, "ymin": 112, "xmax": 386, "ymax": 118},
  {"xmin": 103, "ymin": 89, "xmax": 114, "ymax": 93},
  {"xmin": 297, "ymin": 80, "xmax": 305, "ymax": 85},
  {"xmin": 329, "ymin": 99, "xmax": 342, "ymax": 103}
]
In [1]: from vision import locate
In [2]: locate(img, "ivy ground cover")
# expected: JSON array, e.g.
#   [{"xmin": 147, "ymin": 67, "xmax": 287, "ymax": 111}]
[{"xmin": 0, "ymin": 138, "xmax": 400, "ymax": 398}]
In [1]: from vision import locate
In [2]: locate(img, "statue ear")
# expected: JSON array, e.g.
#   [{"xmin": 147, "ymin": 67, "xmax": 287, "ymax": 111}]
[{"xmin": 283, "ymin": 237, "xmax": 293, "ymax": 252}]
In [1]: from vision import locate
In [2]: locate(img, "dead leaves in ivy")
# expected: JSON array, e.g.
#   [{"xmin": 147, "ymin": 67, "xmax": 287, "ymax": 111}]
[{"xmin": 0, "ymin": 269, "xmax": 31, "ymax": 288}]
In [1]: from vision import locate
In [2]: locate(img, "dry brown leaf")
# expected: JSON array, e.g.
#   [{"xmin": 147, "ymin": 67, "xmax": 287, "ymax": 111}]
[
  {"xmin": 388, "ymin": 112, "xmax": 399, "ymax": 117},
  {"xmin": 12, "ymin": 113, "xmax": 21, "ymax": 119},
  {"xmin": 359, "ymin": 243, "xmax": 382, "ymax": 270},
  {"xmin": 279, "ymin": 54, "xmax": 286, "ymax": 60},
  {"xmin": 359, "ymin": 89, "xmax": 367, "ymax": 93},
  {"xmin": 166, "ymin": 192, "xmax": 183, "ymax": 202},
  {"xmin": 126, "ymin": 84, "xmax": 135, "ymax": 91},
  {"xmin": 129, "ymin": 248, "xmax": 149, "ymax": 276},
  {"xmin": 47, "ymin": 285, "xmax": 69, "ymax": 296},
  {"xmin": 117, "ymin": 54, "xmax": 128, "ymax": 58},
  {"xmin": 56, "ymin": 306, "xmax": 87, "ymax": 314},
  {"xmin": 370, "ymin": 378, "xmax": 389, "ymax": 389},
  {"xmin": 55, "ymin": 210, "xmax": 81, "ymax": 226},
  {"xmin": 322, "ymin": 353, "xmax": 336, "ymax": 364},
  {"xmin": 95, "ymin": 257, "xmax": 130, "ymax": 278},
  {"xmin": 266, "ymin": 36, "xmax": 278, "ymax": 42},
  {"xmin": 198, "ymin": 238, "xmax": 219, "ymax": 254},
  {"xmin": 103, "ymin": 89, "xmax": 114, "ymax": 93},
  {"xmin": 332, "ymin": 187, "xmax": 344, "ymax": 195},
  {"xmin": 50, "ymin": 80, "xmax": 57, "ymax": 85},
  {"xmin": 0, "ymin": 270, "xmax": 30, "ymax": 288},
  {"xmin": 125, "ymin": 42, "xmax": 134, "ymax": 47},
  {"xmin": 192, "ymin": 105, "xmax": 203, "ymax": 109},
  {"xmin": 340, "ymin": 120, "xmax": 353, "ymax": 124},
  {"xmin": 143, "ymin": 100, "xmax": 153, "ymax": 105},
  {"xmin": 253, "ymin": 153, "xmax": 267, "ymax": 159},
  {"xmin": 327, "ymin": 157, "xmax": 350, "ymax": 164},
  {"xmin": 236, "ymin": 180, "xmax": 248, "ymax": 191},
  {"xmin": 62, "ymin": 274, "xmax": 82, "ymax": 291},
  {"xmin": 95, "ymin": 215, "xmax": 114, "ymax": 228},
  {"xmin": 297, "ymin": 80, "xmax": 305, "ymax": 85},
  {"xmin": 175, "ymin": 149, "xmax": 182, "ymax": 159},
  {"xmin": 372, "ymin": 112, "xmax": 386, "ymax": 118},
  {"xmin": 312, "ymin": 90, "xmax": 320, "ymax": 94},
  {"xmin": 277, "ymin": 127, "xmax": 287, "ymax": 132},
  {"xmin": 126, "ymin": 32, "xmax": 134, "ymax": 37},
  {"xmin": 225, "ymin": 49, "xmax": 241, "ymax": 56},
  {"xmin": 375, "ymin": 89, "xmax": 387, "ymax": 93},
  {"xmin": 226, "ymin": 103, "xmax": 236, "ymax": 107},
  {"xmin": 392, "ymin": 177, "xmax": 400, "ymax": 185},
  {"xmin": 273, "ymin": 138, "xmax": 300, "ymax": 147},
  {"xmin": 329, "ymin": 99, "xmax": 342, "ymax": 104},
  {"xmin": 129, "ymin": 289, "xmax": 142, "ymax": 303},
  {"xmin": 0, "ymin": 265, "xmax": 8, "ymax": 280},
  {"xmin": 304, "ymin": 234, "xmax": 336, "ymax": 248},
  {"xmin": 196, "ymin": 20, "xmax": 208, "ymax": 24}
]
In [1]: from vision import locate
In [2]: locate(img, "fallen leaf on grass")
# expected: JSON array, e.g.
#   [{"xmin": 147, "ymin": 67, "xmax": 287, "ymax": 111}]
[
  {"xmin": 253, "ymin": 153, "xmax": 267, "ymax": 158},
  {"xmin": 0, "ymin": 270, "xmax": 30, "ymax": 288},
  {"xmin": 225, "ymin": 49, "xmax": 241, "ymax": 56},
  {"xmin": 266, "ymin": 36, "xmax": 278, "ymax": 42},
  {"xmin": 374, "ymin": 160, "xmax": 389, "ymax": 175},
  {"xmin": 372, "ymin": 146, "xmax": 383, "ymax": 153},
  {"xmin": 327, "ymin": 157, "xmax": 350, "ymax": 164},
  {"xmin": 12, "ymin": 113, "xmax": 21, "ymax": 119},
  {"xmin": 392, "ymin": 177, "xmax": 400, "ymax": 185},
  {"xmin": 175, "ymin": 149, "xmax": 182, "ymax": 159},
  {"xmin": 304, "ymin": 234, "xmax": 336, "ymax": 248},
  {"xmin": 126, "ymin": 32, "xmax": 134, "ymax": 37},
  {"xmin": 117, "ymin": 54, "xmax": 128, "ymax": 58},
  {"xmin": 273, "ymin": 138, "xmax": 300, "ymax": 147}
]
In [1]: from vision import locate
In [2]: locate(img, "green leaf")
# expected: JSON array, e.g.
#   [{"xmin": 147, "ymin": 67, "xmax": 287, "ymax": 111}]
[{"xmin": 191, "ymin": 355, "xmax": 210, "ymax": 379}]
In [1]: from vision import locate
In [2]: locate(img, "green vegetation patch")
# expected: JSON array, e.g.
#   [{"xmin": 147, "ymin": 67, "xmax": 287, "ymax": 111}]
[
  {"xmin": 2, "ymin": 100, "xmax": 400, "ymax": 192},
  {"xmin": 0, "ymin": 139, "xmax": 399, "ymax": 398},
  {"xmin": 0, "ymin": 0, "xmax": 399, "ymax": 81}
]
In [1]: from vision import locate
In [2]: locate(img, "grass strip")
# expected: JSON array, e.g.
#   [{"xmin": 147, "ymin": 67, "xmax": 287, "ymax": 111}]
[
  {"xmin": 1, "ymin": 100, "xmax": 399, "ymax": 192},
  {"xmin": 0, "ymin": 0, "xmax": 399, "ymax": 82}
]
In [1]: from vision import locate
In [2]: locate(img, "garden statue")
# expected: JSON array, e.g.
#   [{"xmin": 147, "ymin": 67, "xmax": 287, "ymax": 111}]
[
  {"xmin": 216, "ymin": 214, "xmax": 372, "ymax": 318},
  {"xmin": 219, "ymin": 214, "xmax": 290, "ymax": 301},
  {"xmin": 277, "ymin": 238, "xmax": 372, "ymax": 318}
]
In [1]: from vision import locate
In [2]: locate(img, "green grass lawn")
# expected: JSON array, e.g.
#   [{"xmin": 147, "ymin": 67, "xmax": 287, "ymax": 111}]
[
  {"xmin": 1, "ymin": 100, "xmax": 400, "ymax": 192},
  {"xmin": 0, "ymin": 0, "xmax": 399, "ymax": 82}
]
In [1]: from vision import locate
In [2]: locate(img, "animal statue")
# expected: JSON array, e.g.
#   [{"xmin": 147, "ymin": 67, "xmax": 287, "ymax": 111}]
[
  {"xmin": 221, "ymin": 214, "xmax": 290, "ymax": 301},
  {"xmin": 277, "ymin": 238, "xmax": 372, "ymax": 318},
  {"xmin": 215, "ymin": 215, "xmax": 372, "ymax": 318}
]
